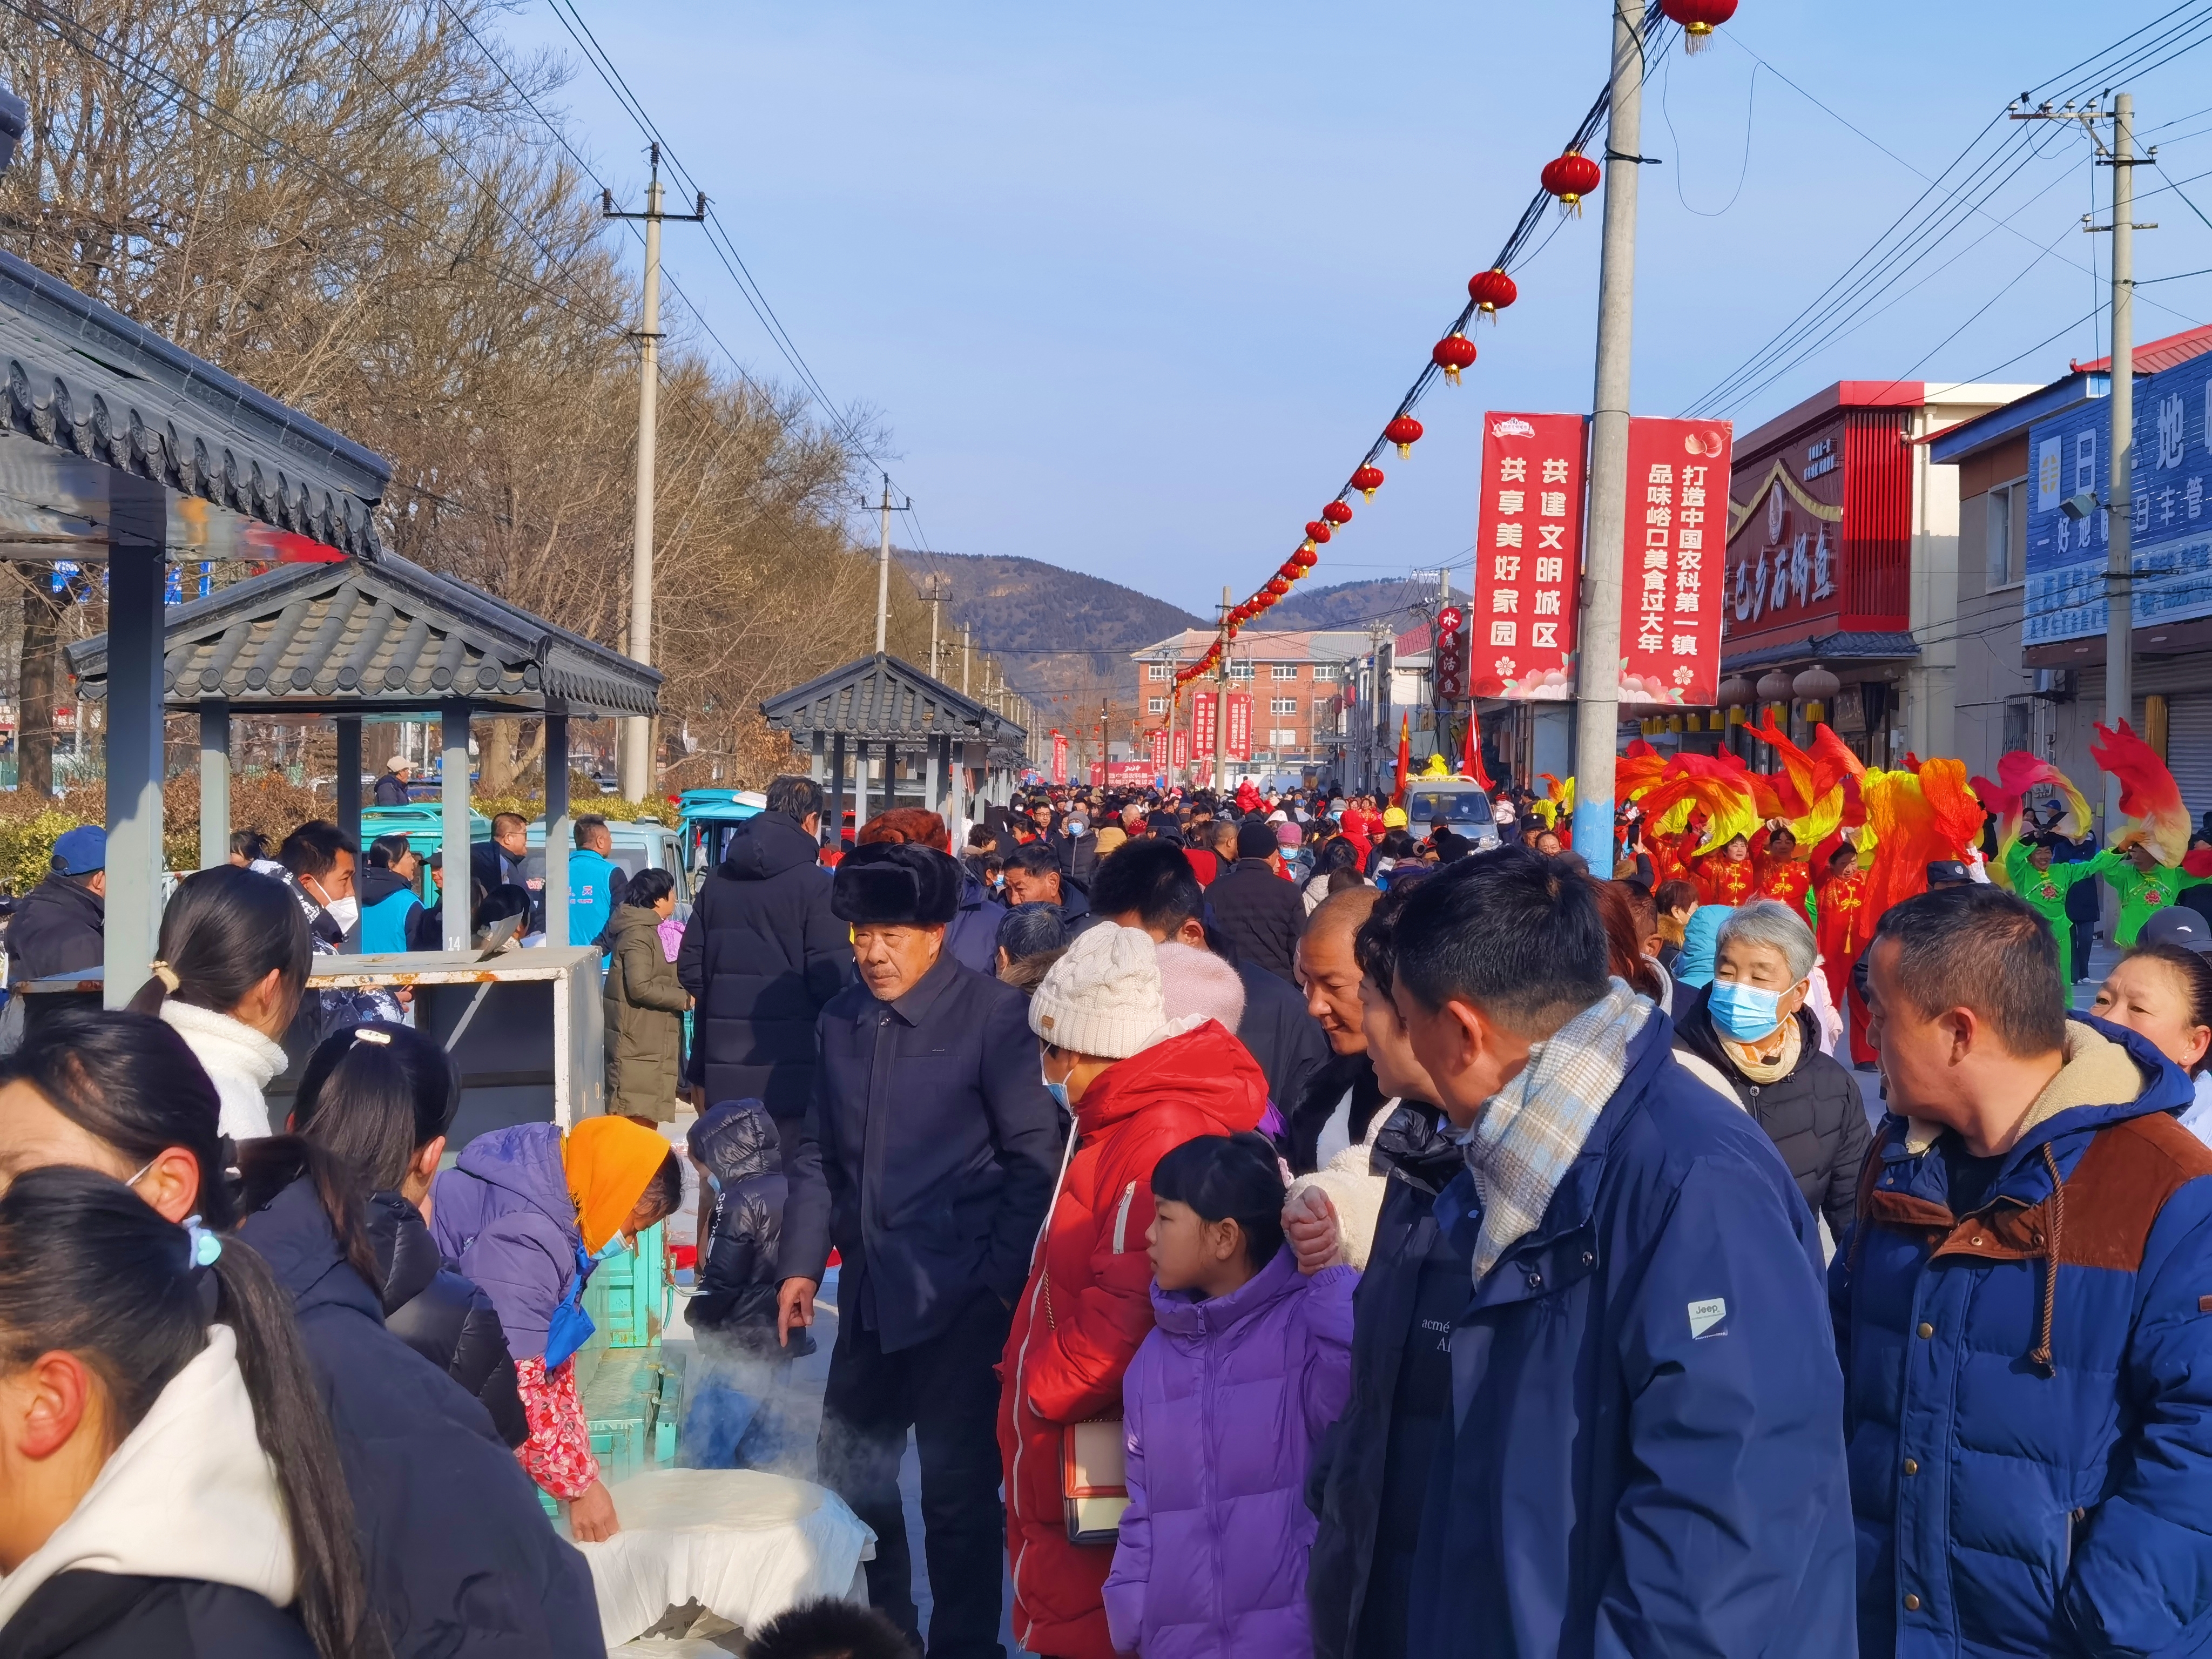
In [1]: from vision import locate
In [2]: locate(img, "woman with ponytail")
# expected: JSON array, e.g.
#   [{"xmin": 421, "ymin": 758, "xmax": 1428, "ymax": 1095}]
[
  {"xmin": 0, "ymin": 1010, "xmax": 604, "ymax": 1659},
  {"xmin": 127, "ymin": 864, "xmax": 313, "ymax": 1141},
  {"xmin": 0, "ymin": 1166, "xmax": 381, "ymax": 1658}
]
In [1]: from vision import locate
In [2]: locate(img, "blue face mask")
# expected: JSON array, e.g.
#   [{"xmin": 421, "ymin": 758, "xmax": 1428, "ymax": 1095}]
[
  {"xmin": 1041, "ymin": 1054, "xmax": 1071, "ymax": 1113},
  {"xmin": 1709, "ymin": 980, "xmax": 1788, "ymax": 1043},
  {"xmin": 591, "ymin": 1233, "xmax": 631, "ymax": 1263}
]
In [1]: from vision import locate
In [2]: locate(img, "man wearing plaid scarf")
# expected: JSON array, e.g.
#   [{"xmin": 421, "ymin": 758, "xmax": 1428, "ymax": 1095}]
[{"xmin": 1393, "ymin": 846, "xmax": 1855, "ymax": 1658}]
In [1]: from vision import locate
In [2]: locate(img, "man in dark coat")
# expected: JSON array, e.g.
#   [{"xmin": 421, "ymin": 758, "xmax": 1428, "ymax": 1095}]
[
  {"xmin": 373, "ymin": 755, "xmax": 413, "ymax": 805},
  {"xmin": 6, "ymin": 824, "xmax": 106, "ymax": 984},
  {"xmin": 778, "ymin": 841, "xmax": 1060, "ymax": 1659},
  {"xmin": 1090, "ymin": 838, "xmax": 1326, "ymax": 1125},
  {"xmin": 1395, "ymin": 850, "xmax": 1853, "ymax": 1659},
  {"xmin": 1205, "ymin": 819, "xmax": 1307, "ymax": 985},
  {"xmin": 239, "ymin": 1164, "xmax": 603, "ymax": 1658},
  {"xmin": 678, "ymin": 775, "xmax": 852, "ymax": 1134}
]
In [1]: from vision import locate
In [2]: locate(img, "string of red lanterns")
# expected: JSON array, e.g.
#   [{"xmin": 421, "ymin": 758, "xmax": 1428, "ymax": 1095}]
[{"xmin": 1173, "ymin": 4, "xmax": 1721, "ymax": 697}]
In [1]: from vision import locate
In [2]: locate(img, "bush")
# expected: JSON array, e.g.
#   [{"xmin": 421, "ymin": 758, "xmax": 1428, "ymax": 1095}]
[{"xmin": 0, "ymin": 810, "xmax": 82, "ymax": 897}]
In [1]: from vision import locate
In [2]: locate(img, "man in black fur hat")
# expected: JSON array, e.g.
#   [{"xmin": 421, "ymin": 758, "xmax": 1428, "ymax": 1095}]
[{"xmin": 779, "ymin": 840, "xmax": 1061, "ymax": 1658}]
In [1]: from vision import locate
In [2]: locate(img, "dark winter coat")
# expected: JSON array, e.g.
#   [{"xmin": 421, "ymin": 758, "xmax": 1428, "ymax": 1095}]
[
  {"xmin": 1832, "ymin": 1015, "xmax": 2212, "ymax": 1659},
  {"xmin": 0, "ymin": 1573, "xmax": 314, "ymax": 1659},
  {"xmin": 1673, "ymin": 987, "xmax": 1872, "ymax": 1238},
  {"xmin": 604, "ymin": 905, "xmax": 690, "ymax": 1121},
  {"xmin": 1233, "ymin": 959, "xmax": 1328, "ymax": 1145},
  {"xmin": 783, "ymin": 947, "xmax": 1061, "ymax": 1354},
  {"xmin": 1406, "ymin": 1016, "xmax": 1855, "ymax": 1659},
  {"xmin": 678, "ymin": 812, "xmax": 852, "ymax": 1123},
  {"xmin": 374, "ymin": 771, "xmax": 412, "ymax": 805},
  {"xmin": 1284, "ymin": 1051, "xmax": 1390, "ymax": 1177},
  {"xmin": 942, "ymin": 869, "xmax": 1002, "ymax": 974},
  {"xmin": 688, "ymin": 1101, "xmax": 814, "ymax": 1356},
  {"xmin": 1305, "ymin": 1103, "xmax": 1463, "ymax": 1659},
  {"xmin": 4, "ymin": 874, "xmax": 102, "ymax": 984},
  {"xmin": 365, "ymin": 1189, "xmax": 527, "ymax": 1448},
  {"xmin": 238, "ymin": 1177, "xmax": 603, "ymax": 1659},
  {"xmin": 1206, "ymin": 858, "xmax": 1305, "ymax": 985}
]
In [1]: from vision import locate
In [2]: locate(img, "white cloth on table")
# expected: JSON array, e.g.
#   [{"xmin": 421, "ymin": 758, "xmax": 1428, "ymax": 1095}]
[{"xmin": 579, "ymin": 1468, "xmax": 875, "ymax": 1649}]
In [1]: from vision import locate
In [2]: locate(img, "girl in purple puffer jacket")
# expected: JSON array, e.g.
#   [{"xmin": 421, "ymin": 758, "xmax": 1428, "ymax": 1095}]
[{"xmin": 1104, "ymin": 1133, "xmax": 1357, "ymax": 1658}]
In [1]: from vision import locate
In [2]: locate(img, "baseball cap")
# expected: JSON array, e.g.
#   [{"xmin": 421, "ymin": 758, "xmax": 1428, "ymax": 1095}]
[
  {"xmin": 1924, "ymin": 860, "xmax": 1972, "ymax": 888},
  {"xmin": 386, "ymin": 754, "xmax": 411, "ymax": 772},
  {"xmin": 2141, "ymin": 907, "xmax": 2208, "ymax": 950},
  {"xmin": 50, "ymin": 824, "xmax": 106, "ymax": 875}
]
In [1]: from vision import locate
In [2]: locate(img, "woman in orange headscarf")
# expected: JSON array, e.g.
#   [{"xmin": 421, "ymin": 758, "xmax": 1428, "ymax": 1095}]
[{"xmin": 432, "ymin": 1113, "xmax": 683, "ymax": 1540}]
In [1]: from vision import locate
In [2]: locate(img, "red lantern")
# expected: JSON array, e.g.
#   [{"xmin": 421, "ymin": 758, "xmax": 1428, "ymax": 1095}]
[
  {"xmin": 1467, "ymin": 266, "xmax": 1518, "ymax": 320},
  {"xmin": 1304, "ymin": 521, "xmax": 1333, "ymax": 544},
  {"xmin": 1431, "ymin": 332, "xmax": 1478, "ymax": 385},
  {"xmin": 1321, "ymin": 500, "xmax": 1352, "ymax": 528},
  {"xmin": 1661, "ymin": 0, "xmax": 1737, "ymax": 51},
  {"xmin": 1278, "ymin": 560, "xmax": 1301, "ymax": 582},
  {"xmin": 1541, "ymin": 150, "xmax": 1602, "ymax": 215},
  {"xmin": 1292, "ymin": 544, "xmax": 1319, "ymax": 570},
  {"xmin": 1384, "ymin": 415, "xmax": 1424, "ymax": 457},
  {"xmin": 1352, "ymin": 464, "xmax": 1385, "ymax": 500},
  {"xmin": 1266, "ymin": 577, "xmax": 1291, "ymax": 598}
]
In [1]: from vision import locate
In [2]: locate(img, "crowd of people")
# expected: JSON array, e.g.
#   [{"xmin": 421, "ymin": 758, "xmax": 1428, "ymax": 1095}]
[{"xmin": 8, "ymin": 754, "xmax": 2212, "ymax": 1658}]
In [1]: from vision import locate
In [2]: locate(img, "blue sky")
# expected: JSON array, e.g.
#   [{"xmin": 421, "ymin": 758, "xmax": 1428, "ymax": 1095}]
[{"xmin": 500, "ymin": 2, "xmax": 2212, "ymax": 617}]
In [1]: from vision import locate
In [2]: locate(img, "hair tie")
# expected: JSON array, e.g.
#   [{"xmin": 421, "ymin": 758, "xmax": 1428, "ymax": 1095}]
[
  {"xmin": 150, "ymin": 960, "xmax": 181, "ymax": 993},
  {"xmin": 351, "ymin": 1027, "xmax": 393, "ymax": 1046},
  {"xmin": 182, "ymin": 1213, "xmax": 223, "ymax": 1271}
]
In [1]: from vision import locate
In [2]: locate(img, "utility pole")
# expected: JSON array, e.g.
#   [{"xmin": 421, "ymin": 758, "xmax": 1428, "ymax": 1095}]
[
  {"xmin": 962, "ymin": 622, "xmax": 972, "ymax": 696},
  {"xmin": 2018, "ymin": 92, "xmax": 2153, "ymax": 834},
  {"xmin": 872, "ymin": 474, "xmax": 912, "ymax": 657},
  {"xmin": 1569, "ymin": 0, "xmax": 1645, "ymax": 853},
  {"xmin": 605, "ymin": 144, "xmax": 706, "ymax": 802},
  {"xmin": 919, "ymin": 573, "xmax": 951, "ymax": 679},
  {"xmin": 1215, "ymin": 585, "xmax": 1231, "ymax": 794}
]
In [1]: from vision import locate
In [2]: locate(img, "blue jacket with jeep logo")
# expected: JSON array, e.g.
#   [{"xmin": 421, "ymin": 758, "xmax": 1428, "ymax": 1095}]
[
  {"xmin": 1831, "ymin": 1014, "xmax": 2212, "ymax": 1659},
  {"xmin": 1406, "ymin": 1013, "xmax": 1856, "ymax": 1659}
]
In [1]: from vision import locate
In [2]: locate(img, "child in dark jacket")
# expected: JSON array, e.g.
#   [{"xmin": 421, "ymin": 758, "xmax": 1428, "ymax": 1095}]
[
  {"xmin": 682, "ymin": 1099, "xmax": 814, "ymax": 1470},
  {"xmin": 1104, "ymin": 1132, "xmax": 1356, "ymax": 1658}
]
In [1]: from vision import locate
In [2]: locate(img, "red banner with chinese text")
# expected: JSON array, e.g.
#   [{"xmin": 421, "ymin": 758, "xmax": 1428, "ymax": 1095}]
[
  {"xmin": 1226, "ymin": 693, "xmax": 1252, "ymax": 761},
  {"xmin": 1148, "ymin": 729, "xmax": 1170, "ymax": 773},
  {"xmin": 1616, "ymin": 417, "xmax": 1732, "ymax": 707},
  {"xmin": 1050, "ymin": 730, "xmax": 1068, "ymax": 785},
  {"xmin": 1472, "ymin": 412, "xmax": 1587, "ymax": 699},
  {"xmin": 1192, "ymin": 692, "xmax": 1217, "ymax": 760},
  {"xmin": 1171, "ymin": 727, "xmax": 1190, "ymax": 772}
]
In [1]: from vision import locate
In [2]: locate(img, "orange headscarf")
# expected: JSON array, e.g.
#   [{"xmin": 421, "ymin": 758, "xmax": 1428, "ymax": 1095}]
[{"xmin": 563, "ymin": 1116, "xmax": 673, "ymax": 1253}]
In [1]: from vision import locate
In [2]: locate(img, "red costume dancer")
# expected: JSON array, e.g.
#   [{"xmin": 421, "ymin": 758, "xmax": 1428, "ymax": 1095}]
[
  {"xmin": 1811, "ymin": 850, "xmax": 1868, "ymax": 1014},
  {"xmin": 1688, "ymin": 831, "xmax": 1758, "ymax": 908},
  {"xmin": 1754, "ymin": 830, "xmax": 1812, "ymax": 921}
]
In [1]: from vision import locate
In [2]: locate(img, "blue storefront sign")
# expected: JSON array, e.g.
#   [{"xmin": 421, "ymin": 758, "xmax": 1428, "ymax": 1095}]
[{"xmin": 2027, "ymin": 348, "xmax": 2212, "ymax": 644}]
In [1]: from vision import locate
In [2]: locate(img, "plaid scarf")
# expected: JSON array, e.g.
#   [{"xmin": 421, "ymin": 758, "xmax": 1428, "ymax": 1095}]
[{"xmin": 1462, "ymin": 979, "xmax": 1654, "ymax": 1283}]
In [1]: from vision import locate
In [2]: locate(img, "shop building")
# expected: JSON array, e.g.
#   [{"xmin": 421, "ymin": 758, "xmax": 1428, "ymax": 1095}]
[{"xmin": 1719, "ymin": 380, "xmax": 2036, "ymax": 765}]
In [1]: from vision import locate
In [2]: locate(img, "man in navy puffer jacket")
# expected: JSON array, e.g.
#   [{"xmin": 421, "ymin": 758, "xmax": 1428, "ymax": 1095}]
[
  {"xmin": 1395, "ymin": 848, "xmax": 1856, "ymax": 1658},
  {"xmin": 1836, "ymin": 884, "xmax": 2212, "ymax": 1658}
]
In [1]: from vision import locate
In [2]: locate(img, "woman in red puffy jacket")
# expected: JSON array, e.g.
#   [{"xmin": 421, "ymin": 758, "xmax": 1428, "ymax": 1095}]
[{"xmin": 998, "ymin": 923, "xmax": 1269, "ymax": 1659}]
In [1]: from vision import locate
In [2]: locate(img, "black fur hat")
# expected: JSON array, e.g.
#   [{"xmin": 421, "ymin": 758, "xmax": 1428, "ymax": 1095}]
[{"xmin": 831, "ymin": 842, "xmax": 961, "ymax": 927}]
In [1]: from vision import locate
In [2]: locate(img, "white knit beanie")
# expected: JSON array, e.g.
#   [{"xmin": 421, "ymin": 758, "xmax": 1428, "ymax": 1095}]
[{"xmin": 1029, "ymin": 925, "xmax": 1167, "ymax": 1058}]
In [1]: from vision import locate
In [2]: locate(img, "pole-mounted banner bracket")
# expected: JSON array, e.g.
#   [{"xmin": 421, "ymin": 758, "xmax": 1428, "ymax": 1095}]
[{"xmin": 1603, "ymin": 150, "xmax": 1664, "ymax": 164}]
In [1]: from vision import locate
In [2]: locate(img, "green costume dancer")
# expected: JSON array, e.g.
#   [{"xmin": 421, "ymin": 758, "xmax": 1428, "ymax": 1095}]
[
  {"xmin": 2090, "ymin": 841, "xmax": 2212, "ymax": 948},
  {"xmin": 2003, "ymin": 839, "xmax": 2099, "ymax": 986}
]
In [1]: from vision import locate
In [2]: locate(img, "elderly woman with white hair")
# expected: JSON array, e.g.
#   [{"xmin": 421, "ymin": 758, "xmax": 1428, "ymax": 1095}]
[{"xmin": 1671, "ymin": 898, "xmax": 1872, "ymax": 1240}]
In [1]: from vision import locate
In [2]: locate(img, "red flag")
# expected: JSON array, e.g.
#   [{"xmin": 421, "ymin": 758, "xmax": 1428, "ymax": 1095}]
[
  {"xmin": 1464, "ymin": 707, "xmax": 1496, "ymax": 791},
  {"xmin": 1394, "ymin": 714, "xmax": 1412, "ymax": 807}
]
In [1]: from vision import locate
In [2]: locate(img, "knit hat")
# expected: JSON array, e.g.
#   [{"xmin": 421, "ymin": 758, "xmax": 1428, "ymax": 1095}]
[
  {"xmin": 1382, "ymin": 806, "xmax": 1408, "ymax": 828},
  {"xmin": 1276, "ymin": 821, "xmax": 1304, "ymax": 848},
  {"xmin": 1154, "ymin": 940, "xmax": 1245, "ymax": 1034},
  {"xmin": 1029, "ymin": 924, "xmax": 1166, "ymax": 1058}
]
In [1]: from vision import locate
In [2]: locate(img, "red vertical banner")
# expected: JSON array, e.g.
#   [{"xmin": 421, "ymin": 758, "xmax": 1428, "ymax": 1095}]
[
  {"xmin": 1472, "ymin": 412, "xmax": 1588, "ymax": 699},
  {"xmin": 1226, "ymin": 693, "xmax": 1252, "ymax": 761},
  {"xmin": 1148, "ymin": 729, "xmax": 1170, "ymax": 773},
  {"xmin": 1089, "ymin": 761, "xmax": 1105, "ymax": 787},
  {"xmin": 1192, "ymin": 691, "xmax": 1218, "ymax": 760},
  {"xmin": 1050, "ymin": 730, "xmax": 1068, "ymax": 785},
  {"xmin": 1433, "ymin": 604, "xmax": 1466, "ymax": 701},
  {"xmin": 1171, "ymin": 727, "xmax": 1190, "ymax": 772},
  {"xmin": 1616, "ymin": 417, "xmax": 1733, "ymax": 706}
]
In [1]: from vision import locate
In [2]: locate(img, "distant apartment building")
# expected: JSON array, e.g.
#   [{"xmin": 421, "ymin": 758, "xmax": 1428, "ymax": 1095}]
[{"xmin": 1130, "ymin": 628, "xmax": 1370, "ymax": 778}]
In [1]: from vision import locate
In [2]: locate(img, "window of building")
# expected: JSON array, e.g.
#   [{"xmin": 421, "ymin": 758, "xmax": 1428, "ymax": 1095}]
[
  {"xmin": 1270, "ymin": 697, "xmax": 1298, "ymax": 716},
  {"xmin": 1985, "ymin": 480, "xmax": 2026, "ymax": 589},
  {"xmin": 1228, "ymin": 661, "xmax": 1255, "ymax": 680},
  {"xmin": 1270, "ymin": 727, "xmax": 1299, "ymax": 747},
  {"xmin": 1272, "ymin": 664, "xmax": 1299, "ymax": 680},
  {"xmin": 1147, "ymin": 697, "xmax": 1167, "ymax": 715},
  {"xmin": 1147, "ymin": 663, "xmax": 1171, "ymax": 681},
  {"xmin": 2002, "ymin": 698, "xmax": 2033, "ymax": 757}
]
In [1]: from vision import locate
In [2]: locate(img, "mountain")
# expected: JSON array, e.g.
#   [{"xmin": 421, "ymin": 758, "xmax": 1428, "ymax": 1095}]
[
  {"xmin": 896, "ymin": 551, "xmax": 1204, "ymax": 714},
  {"xmin": 1262, "ymin": 576, "xmax": 1469, "ymax": 634}
]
